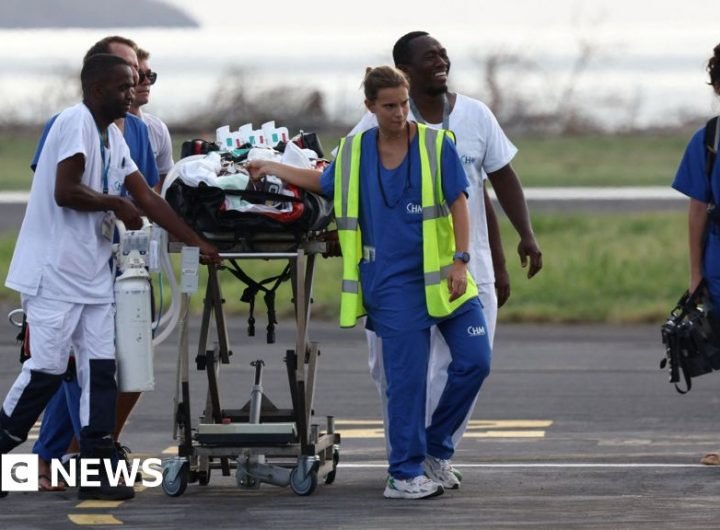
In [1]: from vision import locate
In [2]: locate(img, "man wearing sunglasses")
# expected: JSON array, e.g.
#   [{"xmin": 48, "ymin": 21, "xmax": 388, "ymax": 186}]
[
  {"xmin": 130, "ymin": 49, "xmax": 174, "ymax": 191},
  {"xmin": 31, "ymin": 37, "xmax": 159, "ymax": 191}
]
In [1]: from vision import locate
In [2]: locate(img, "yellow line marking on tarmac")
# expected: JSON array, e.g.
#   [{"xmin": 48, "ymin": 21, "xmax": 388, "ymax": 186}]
[
  {"xmin": 68, "ymin": 514, "xmax": 122, "ymax": 525},
  {"xmin": 464, "ymin": 431, "xmax": 547, "ymax": 438},
  {"xmin": 467, "ymin": 420, "xmax": 553, "ymax": 428},
  {"xmin": 76, "ymin": 500, "xmax": 125, "ymax": 509},
  {"xmin": 335, "ymin": 419, "xmax": 553, "ymax": 439},
  {"xmin": 159, "ymin": 420, "xmax": 554, "ymax": 442},
  {"xmin": 337, "ymin": 429, "xmax": 547, "ymax": 439},
  {"xmin": 335, "ymin": 419, "xmax": 552, "ymax": 428},
  {"xmin": 337, "ymin": 429, "xmax": 386, "ymax": 438}
]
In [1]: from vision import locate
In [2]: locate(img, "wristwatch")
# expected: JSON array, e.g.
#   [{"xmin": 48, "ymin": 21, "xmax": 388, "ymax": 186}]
[{"xmin": 453, "ymin": 251, "xmax": 470, "ymax": 264}]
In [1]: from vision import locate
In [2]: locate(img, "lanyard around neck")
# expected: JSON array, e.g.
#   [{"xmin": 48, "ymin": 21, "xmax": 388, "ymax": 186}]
[
  {"xmin": 376, "ymin": 125, "xmax": 412, "ymax": 209},
  {"xmin": 98, "ymin": 127, "xmax": 110, "ymax": 194},
  {"xmin": 409, "ymin": 93, "xmax": 449, "ymax": 129}
]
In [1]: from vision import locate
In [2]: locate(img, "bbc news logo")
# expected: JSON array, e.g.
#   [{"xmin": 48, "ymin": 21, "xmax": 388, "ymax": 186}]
[{"xmin": 1, "ymin": 454, "xmax": 163, "ymax": 492}]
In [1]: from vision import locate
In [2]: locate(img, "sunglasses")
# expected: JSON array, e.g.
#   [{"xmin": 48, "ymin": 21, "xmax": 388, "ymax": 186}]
[{"xmin": 138, "ymin": 70, "xmax": 158, "ymax": 85}]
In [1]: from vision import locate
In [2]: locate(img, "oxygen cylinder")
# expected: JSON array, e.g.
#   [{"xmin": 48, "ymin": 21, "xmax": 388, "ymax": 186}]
[{"xmin": 114, "ymin": 257, "xmax": 154, "ymax": 392}]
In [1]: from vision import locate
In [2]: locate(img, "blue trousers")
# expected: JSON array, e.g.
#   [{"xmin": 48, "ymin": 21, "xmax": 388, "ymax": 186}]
[
  {"xmin": 32, "ymin": 378, "xmax": 82, "ymax": 462},
  {"xmin": 381, "ymin": 298, "xmax": 491, "ymax": 479}
]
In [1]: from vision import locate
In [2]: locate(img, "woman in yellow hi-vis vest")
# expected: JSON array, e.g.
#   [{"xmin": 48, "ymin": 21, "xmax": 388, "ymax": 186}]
[{"xmin": 246, "ymin": 66, "xmax": 491, "ymax": 500}]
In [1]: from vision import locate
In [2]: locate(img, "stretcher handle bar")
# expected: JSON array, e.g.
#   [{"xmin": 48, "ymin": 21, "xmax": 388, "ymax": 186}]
[{"xmin": 218, "ymin": 252, "xmax": 299, "ymax": 259}]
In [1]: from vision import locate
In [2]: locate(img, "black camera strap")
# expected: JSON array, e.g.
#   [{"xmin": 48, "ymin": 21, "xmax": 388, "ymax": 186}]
[
  {"xmin": 704, "ymin": 116, "xmax": 719, "ymax": 180},
  {"xmin": 704, "ymin": 116, "xmax": 719, "ymax": 224}
]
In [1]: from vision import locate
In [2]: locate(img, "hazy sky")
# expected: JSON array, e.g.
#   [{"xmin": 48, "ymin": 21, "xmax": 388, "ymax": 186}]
[
  {"xmin": 2, "ymin": 0, "xmax": 720, "ymax": 125},
  {"xmin": 153, "ymin": 0, "xmax": 720, "ymax": 126},
  {"xmin": 166, "ymin": 0, "xmax": 720, "ymax": 54}
]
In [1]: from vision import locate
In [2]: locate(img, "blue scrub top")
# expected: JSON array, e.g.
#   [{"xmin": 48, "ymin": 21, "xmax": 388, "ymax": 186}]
[
  {"xmin": 673, "ymin": 125, "xmax": 720, "ymax": 304},
  {"xmin": 31, "ymin": 112, "xmax": 160, "ymax": 191},
  {"xmin": 321, "ymin": 126, "xmax": 470, "ymax": 337}
]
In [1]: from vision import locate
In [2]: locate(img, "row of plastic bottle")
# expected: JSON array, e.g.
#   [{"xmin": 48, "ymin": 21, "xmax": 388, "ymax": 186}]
[{"xmin": 216, "ymin": 121, "xmax": 290, "ymax": 150}]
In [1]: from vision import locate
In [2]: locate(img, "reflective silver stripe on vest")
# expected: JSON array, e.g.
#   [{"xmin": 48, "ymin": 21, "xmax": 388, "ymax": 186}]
[
  {"xmin": 422, "ymin": 203, "xmax": 450, "ymax": 221},
  {"xmin": 424, "ymin": 128, "xmax": 439, "ymax": 199},
  {"xmin": 424, "ymin": 264, "xmax": 454, "ymax": 286},
  {"xmin": 336, "ymin": 217, "xmax": 358, "ymax": 230},
  {"xmin": 342, "ymin": 279, "xmax": 359, "ymax": 293},
  {"xmin": 340, "ymin": 135, "xmax": 355, "ymax": 218}
]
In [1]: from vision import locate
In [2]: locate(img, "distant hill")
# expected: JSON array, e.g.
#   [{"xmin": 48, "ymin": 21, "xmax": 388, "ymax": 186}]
[{"xmin": 2, "ymin": 0, "xmax": 198, "ymax": 28}]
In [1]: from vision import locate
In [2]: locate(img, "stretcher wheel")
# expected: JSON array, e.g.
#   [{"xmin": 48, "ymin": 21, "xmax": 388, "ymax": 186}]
[
  {"xmin": 162, "ymin": 464, "xmax": 188, "ymax": 497},
  {"xmin": 198, "ymin": 469, "xmax": 211, "ymax": 486},
  {"xmin": 289, "ymin": 466, "xmax": 317, "ymax": 496},
  {"xmin": 324, "ymin": 449, "xmax": 340, "ymax": 485}
]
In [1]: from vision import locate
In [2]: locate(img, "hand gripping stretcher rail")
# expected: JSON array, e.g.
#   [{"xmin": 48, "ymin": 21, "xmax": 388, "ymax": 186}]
[{"xmin": 160, "ymin": 163, "xmax": 341, "ymax": 497}]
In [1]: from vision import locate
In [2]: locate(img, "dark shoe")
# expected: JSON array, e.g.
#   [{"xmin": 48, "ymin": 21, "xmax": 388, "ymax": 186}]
[
  {"xmin": 78, "ymin": 481, "xmax": 135, "ymax": 500},
  {"xmin": 78, "ymin": 439, "xmax": 135, "ymax": 500},
  {"xmin": 0, "ymin": 426, "xmax": 23, "ymax": 498},
  {"xmin": 77, "ymin": 460, "xmax": 135, "ymax": 501},
  {"xmin": 0, "ymin": 457, "xmax": 6, "ymax": 497},
  {"xmin": 115, "ymin": 442, "xmax": 142, "ymax": 483},
  {"xmin": 0, "ymin": 456, "xmax": 9, "ymax": 497}
]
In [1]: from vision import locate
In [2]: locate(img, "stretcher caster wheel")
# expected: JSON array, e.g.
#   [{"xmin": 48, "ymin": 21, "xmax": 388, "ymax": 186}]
[
  {"xmin": 198, "ymin": 469, "xmax": 211, "ymax": 486},
  {"xmin": 236, "ymin": 466, "xmax": 260, "ymax": 489},
  {"xmin": 325, "ymin": 449, "xmax": 340, "ymax": 485},
  {"xmin": 162, "ymin": 462, "xmax": 188, "ymax": 497},
  {"xmin": 289, "ymin": 466, "xmax": 317, "ymax": 496}
]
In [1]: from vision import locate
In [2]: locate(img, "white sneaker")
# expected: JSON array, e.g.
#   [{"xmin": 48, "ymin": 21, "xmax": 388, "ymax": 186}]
[
  {"xmin": 383, "ymin": 475, "xmax": 444, "ymax": 499},
  {"xmin": 423, "ymin": 455, "xmax": 461, "ymax": 490}
]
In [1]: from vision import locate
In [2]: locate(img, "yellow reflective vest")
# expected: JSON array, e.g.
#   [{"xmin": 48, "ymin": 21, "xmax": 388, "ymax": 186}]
[{"xmin": 333, "ymin": 123, "xmax": 478, "ymax": 328}]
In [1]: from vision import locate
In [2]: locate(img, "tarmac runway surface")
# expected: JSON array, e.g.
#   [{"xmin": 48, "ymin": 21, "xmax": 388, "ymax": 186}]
[
  {"xmin": 1, "ymin": 318, "xmax": 719, "ymax": 529},
  {"xmin": 0, "ymin": 190, "xmax": 710, "ymax": 528}
]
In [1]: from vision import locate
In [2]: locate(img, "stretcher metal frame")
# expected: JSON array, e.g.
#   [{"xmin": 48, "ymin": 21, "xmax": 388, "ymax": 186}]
[{"xmin": 162, "ymin": 235, "xmax": 340, "ymax": 497}]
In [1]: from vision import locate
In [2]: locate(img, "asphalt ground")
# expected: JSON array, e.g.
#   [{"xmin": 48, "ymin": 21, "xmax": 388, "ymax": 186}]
[
  {"xmin": 0, "ymin": 192, "xmax": 710, "ymax": 529},
  {"xmin": 1, "ymin": 316, "xmax": 719, "ymax": 529}
]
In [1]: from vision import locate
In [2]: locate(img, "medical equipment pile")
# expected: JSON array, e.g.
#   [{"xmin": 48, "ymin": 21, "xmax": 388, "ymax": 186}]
[{"xmin": 160, "ymin": 122, "xmax": 340, "ymax": 497}]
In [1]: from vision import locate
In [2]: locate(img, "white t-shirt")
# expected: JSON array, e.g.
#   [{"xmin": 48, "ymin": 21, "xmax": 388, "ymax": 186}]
[
  {"xmin": 5, "ymin": 103, "xmax": 138, "ymax": 303},
  {"xmin": 345, "ymin": 93, "xmax": 517, "ymax": 285},
  {"xmin": 140, "ymin": 111, "xmax": 174, "ymax": 176}
]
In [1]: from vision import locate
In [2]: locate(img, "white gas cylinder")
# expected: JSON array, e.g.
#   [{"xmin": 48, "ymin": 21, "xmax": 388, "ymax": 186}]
[{"xmin": 114, "ymin": 264, "xmax": 154, "ymax": 391}]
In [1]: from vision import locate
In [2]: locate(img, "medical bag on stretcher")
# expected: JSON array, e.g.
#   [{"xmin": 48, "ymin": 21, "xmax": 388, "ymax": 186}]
[{"xmin": 164, "ymin": 143, "xmax": 333, "ymax": 246}]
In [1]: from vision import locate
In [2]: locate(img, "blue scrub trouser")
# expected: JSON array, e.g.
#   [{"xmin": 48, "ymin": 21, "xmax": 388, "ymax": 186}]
[
  {"xmin": 32, "ymin": 379, "xmax": 82, "ymax": 462},
  {"xmin": 381, "ymin": 299, "xmax": 491, "ymax": 479}
]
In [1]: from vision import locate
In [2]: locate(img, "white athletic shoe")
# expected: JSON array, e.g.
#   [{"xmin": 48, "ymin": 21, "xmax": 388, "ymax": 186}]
[
  {"xmin": 423, "ymin": 455, "xmax": 461, "ymax": 490},
  {"xmin": 383, "ymin": 475, "xmax": 444, "ymax": 499}
]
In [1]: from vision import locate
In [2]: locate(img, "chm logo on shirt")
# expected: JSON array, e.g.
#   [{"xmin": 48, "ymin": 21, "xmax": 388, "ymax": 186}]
[
  {"xmin": 467, "ymin": 325, "xmax": 486, "ymax": 337},
  {"xmin": 461, "ymin": 155, "xmax": 476, "ymax": 165},
  {"xmin": 406, "ymin": 203, "xmax": 422, "ymax": 214}
]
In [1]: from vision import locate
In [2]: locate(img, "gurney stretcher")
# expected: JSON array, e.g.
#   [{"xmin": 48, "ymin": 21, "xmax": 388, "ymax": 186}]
[{"xmin": 161, "ymin": 234, "xmax": 340, "ymax": 497}]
